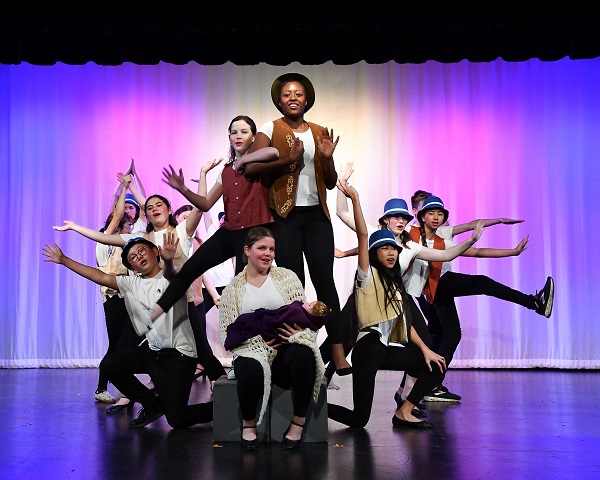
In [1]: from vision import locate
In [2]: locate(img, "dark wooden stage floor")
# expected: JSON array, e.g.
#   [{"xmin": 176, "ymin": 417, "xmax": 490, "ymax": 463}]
[{"xmin": 1, "ymin": 368, "xmax": 598, "ymax": 480}]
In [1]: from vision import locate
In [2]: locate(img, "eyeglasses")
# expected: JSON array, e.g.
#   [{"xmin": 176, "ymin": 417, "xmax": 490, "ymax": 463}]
[{"xmin": 127, "ymin": 245, "xmax": 149, "ymax": 264}]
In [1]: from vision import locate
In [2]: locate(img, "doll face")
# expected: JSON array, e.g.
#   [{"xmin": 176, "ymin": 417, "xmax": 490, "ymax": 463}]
[{"xmin": 229, "ymin": 120, "xmax": 255, "ymax": 157}]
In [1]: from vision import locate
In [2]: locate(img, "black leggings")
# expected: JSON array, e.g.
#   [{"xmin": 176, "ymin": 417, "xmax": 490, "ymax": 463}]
[
  {"xmin": 234, "ymin": 344, "xmax": 316, "ymax": 421},
  {"xmin": 327, "ymin": 331, "xmax": 444, "ymax": 428},
  {"xmin": 188, "ymin": 302, "xmax": 225, "ymax": 381},
  {"xmin": 98, "ymin": 295, "xmax": 142, "ymax": 391},
  {"xmin": 431, "ymin": 271, "xmax": 536, "ymax": 365},
  {"xmin": 270, "ymin": 206, "xmax": 342, "ymax": 344},
  {"xmin": 156, "ymin": 227, "xmax": 256, "ymax": 314}
]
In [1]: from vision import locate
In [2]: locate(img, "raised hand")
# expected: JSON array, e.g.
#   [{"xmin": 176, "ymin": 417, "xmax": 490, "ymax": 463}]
[
  {"xmin": 514, "ymin": 235, "xmax": 529, "ymax": 255},
  {"xmin": 159, "ymin": 230, "xmax": 179, "ymax": 262},
  {"xmin": 317, "ymin": 127, "xmax": 340, "ymax": 159},
  {"xmin": 336, "ymin": 179, "xmax": 358, "ymax": 200},
  {"xmin": 338, "ymin": 162, "xmax": 354, "ymax": 183},
  {"xmin": 117, "ymin": 172, "xmax": 132, "ymax": 188},
  {"xmin": 201, "ymin": 158, "xmax": 224, "ymax": 174},
  {"xmin": 53, "ymin": 220, "xmax": 77, "ymax": 232},
  {"xmin": 471, "ymin": 219, "xmax": 486, "ymax": 242},
  {"xmin": 290, "ymin": 137, "xmax": 305, "ymax": 163},
  {"xmin": 42, "ymin": 242, "xmax": 65, "ymax": 264},
  {"xmin": 162, "ymin": 165, "xmax": 186, "ymax": 192}
]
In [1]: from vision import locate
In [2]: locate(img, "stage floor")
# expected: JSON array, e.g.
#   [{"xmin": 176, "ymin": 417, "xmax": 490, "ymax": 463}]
[{"xmin": 0, "ymin": 368, "xmax": 598, "ymax": 480}]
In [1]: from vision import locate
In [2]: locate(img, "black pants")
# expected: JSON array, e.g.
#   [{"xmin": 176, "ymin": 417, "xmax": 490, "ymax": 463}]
[
  {"xmin": 98, "ymin": 295, "xmax": 143, "ymax": 391},
  {"xmin": 270, "ymin": 206, "xmax": 342, "ymax": 344},
  {"xmin": 327, "ymin": 331, "xmax": 444, "ymax": 428},
  {"xmin": 234, "ymin": 344, "xmax": 316, "ymax": 421},
  {"xmin": 431, "ymin": 271, "xmax": 537, "ymax": 366},
  {"xmin": 100, "ymin": 342, "xmax": 213, "ymax": 428},
  {"xmin": 201, "ymin": 286, "xmax": 225, "ymax": 315},
  {"xmin": 188, "ymin": 301, "xmax": 226, "ymax": 381},
  {"xmin": 157, "ymin": 226, "xmax": 262, "ymax": 313}
]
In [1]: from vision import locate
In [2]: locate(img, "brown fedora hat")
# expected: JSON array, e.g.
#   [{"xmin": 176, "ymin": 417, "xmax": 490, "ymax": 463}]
[{"xmin": 271, "ymin": 72, "xmax": 315, "ymax": 113}]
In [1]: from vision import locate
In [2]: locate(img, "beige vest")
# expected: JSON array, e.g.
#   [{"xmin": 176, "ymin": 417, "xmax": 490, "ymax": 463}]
[
  {"xmin": 98, "ymin": 246, "xmax": 127, "ymax": 302},
  {"xmin": 355, "ymin": 267, "xmax": 409, "ymax": 345}
]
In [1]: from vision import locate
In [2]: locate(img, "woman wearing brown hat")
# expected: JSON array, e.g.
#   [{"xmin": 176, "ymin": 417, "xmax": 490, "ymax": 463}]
[{"xmin": 243, "ymin": 73, "xmax": 351, "ymax": 375}]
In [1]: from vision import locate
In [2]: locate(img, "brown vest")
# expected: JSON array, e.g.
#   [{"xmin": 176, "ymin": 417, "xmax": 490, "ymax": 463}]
[
  {"xmin": 408, "ymin": 227, "xmax": 445, "ymax": 303},
  {"xmin": 268, "ymin": 118, "xmax": 331, "ymax": 219}
]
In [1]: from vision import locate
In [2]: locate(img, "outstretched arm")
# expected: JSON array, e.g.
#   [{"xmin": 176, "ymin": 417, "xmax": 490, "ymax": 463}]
[
  {"xmin": 416, "ymin": 221, "xmax": 485, "ymax": 263},
  {"xmin": 53, "ymin": 221, "xmax": 126, "ymax": 246},
  {"xmin": 162, "ymin": 164, "xmax": 221, "ymax": 213},
  {"xmin": 244, "ymin": 134, "xmax": 303, "ymax": 177},
  {"xmin": 337, "ymin": 181, "xmax": 369, "ymax": 273},
  {"xmin": 232, "ymin": 147, "xmax": 279, "ymax": 171},
  {"xmin": 335, "ymin": 246, "xmax": 359, "ymax": 259},
  {"xmin": 42, "ymin": 242, "xmax": 118, "ymax": 290},
  {"xmin": 104, "ymin": 175, "xmax": 129, "ymax": 235},
  {"xmin": 336, "ymin": 162, "xmax": 355, "ymax": 230},
  {"xmin": 461, "ymin": 235, "xmax": 529, "ymax": 258},
  {"xmin": 451, "ymin": 217, "xmax": 524, "ymax": 236}
]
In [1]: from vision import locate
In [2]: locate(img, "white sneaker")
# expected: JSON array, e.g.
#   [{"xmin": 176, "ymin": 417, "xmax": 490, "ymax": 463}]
[{"xmin": 94, "ymin": 389, "xmax": 116, "ymax": 404}]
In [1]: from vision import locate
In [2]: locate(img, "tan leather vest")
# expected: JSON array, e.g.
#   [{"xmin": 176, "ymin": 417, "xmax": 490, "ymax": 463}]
[{"xmin": 268, "ymin": 118, "xmax": 331, "ymax": 219}]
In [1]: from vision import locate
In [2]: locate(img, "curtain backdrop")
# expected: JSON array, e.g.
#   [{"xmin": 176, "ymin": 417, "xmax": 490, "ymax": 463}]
[{"xmin": 1, "ymin": 59, "xmax": 597, "ymax": 368}]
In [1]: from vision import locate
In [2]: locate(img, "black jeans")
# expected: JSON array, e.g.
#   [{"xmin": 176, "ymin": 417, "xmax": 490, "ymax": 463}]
[{"xmin": 100, "ymin": 342, "xmax": 213, "ymax": 428}]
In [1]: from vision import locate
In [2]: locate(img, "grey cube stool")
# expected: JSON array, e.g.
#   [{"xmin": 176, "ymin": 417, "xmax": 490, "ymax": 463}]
[
  {"xmin": 212, "ymin": 375, "xmax": 270, "ymax": 442},
  {"xmin": 270, "ymin": 379, "xmax": 328, "ymax": 443}
]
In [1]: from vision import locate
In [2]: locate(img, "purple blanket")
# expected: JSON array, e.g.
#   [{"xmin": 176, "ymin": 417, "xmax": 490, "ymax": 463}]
[{"xmin": 224, "ymin": 301, "xmax": 329, "ymax": 351}]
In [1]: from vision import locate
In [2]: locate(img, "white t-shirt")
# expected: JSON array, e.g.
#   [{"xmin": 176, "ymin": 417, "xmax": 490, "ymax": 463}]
[
  {"xmin": 241, "ymin": 275, "xmax": 285, "ymax": 314},
  {"xmin": 258, "ymin": 121, "xmax": 319, "ymax": 207},
  {"xmin": 131, "ymin": 218, "xmax": 147, "ymax": 235},
  {"xmin": 121, "ymin": 219, "xmax": 193, "ymax": 258},
  {"xmin": 116, "ymin": 272, "xmax": 196, "ymax": 357}
]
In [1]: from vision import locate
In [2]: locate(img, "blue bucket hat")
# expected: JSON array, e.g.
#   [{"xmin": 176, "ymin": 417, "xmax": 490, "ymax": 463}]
[
  {"xmin": 125, "ymin": 193, "xmax": 140, "ymax": 209},
  {"xmin": 378, "ymin": 198, "xmax": 413, "ymax": 224},
  {"xmin": 418, "ymin": 195, "xmax": 449, "ymax": 223},
  {"xmin": 368, "ymin": 229, "xmax": 401, "ymax": 251}
]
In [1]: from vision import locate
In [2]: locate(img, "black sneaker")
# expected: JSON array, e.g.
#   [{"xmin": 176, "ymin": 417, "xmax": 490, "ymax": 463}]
[
  {"xmin": 534, "ymin": 276, "xmax": 554, "ymax": 318},
  {"xmin": 423, "ymin": 385, "xmax": 461, "ymax": 402}
]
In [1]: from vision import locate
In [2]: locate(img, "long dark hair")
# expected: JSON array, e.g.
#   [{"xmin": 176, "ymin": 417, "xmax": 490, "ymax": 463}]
[
  {"xmin": 144, "ymin": 194, "xmax": 178, "ymax": 233},
  {"xmin": 227, "ymin": 115, "xmax": 257, "ymax": 164},
  {"xmin": 348, "ymin": 245, "xmax": 413, "ymax": 347}
]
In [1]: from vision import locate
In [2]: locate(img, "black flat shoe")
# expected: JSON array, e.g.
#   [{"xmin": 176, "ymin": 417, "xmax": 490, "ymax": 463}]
[
  {"xmin": 129, "ymin": 404, "xmax": 164, "ymax": 428},
  {"xmin": 392, "ymin": 415, "xmax": 433, "ymax": 429},
  {"xmin": 393, "ymin": 393, "xmax": 427, "ymax": 417},
  {"xmin": 106, "ymin": 400, "xmax": 134, "ymax": 414},
  {"xmin": 336, "ymin": 367, "xmax": 353, "ymax": 377},
  {"xmin": 240, "ymin": 426, "xmax": 258, "ymax": 451},
  {"xmin": 281, "ymin": 420, "xmax": 304, "ymax": 450}
]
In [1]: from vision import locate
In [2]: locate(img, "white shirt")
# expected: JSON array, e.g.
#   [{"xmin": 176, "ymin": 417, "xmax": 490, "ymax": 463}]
[{"xmin": 116, "ymin": 272, "xmax": 196, "ymax": 357}]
